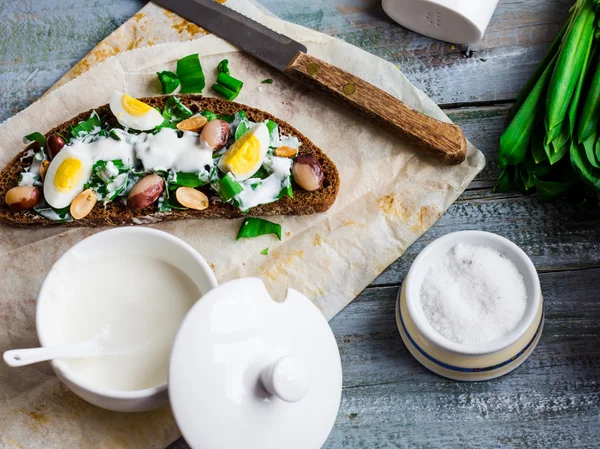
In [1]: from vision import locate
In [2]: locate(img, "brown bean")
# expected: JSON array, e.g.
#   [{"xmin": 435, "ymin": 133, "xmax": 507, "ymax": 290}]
[
  {"xmin": 127, "ymin": 174, "xmax": 164, "ymax": 211},
  {"xmin": 39, "ymin": 160, "xmax": 50, "ymax": 182},
  {"xmin": 175, "ymin": 187, "xmax": 209, "ymax": 211},
  {"xmin": 47, "ymin": 134, "xmax": 65, "ymax": 160},
  {"xmin": 5, "ymin": 186, "xmax": 41, "ymax": 211},
  {"xmin": 177, "ymin": 115, "xmax": 208, "ymax": 132},
  {"xmin": 274, "ymin": 146, "xmax": 297, "ymax": 158},
  {"xmin": 200, "ymin": 119, "xmax": 230, "ymax": 151},
  {"xmin": 70, "ymin": 188, "xmax": 97, "ymax": 220},
  {"xmin": 292, "ymin": 155, "xmax": 324, "ymax": 191}
]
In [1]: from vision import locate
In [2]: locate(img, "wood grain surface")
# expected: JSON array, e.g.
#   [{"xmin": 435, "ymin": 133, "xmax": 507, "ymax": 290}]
[
  {"xmin": 1, "ymin": 0, "xmax": 599, "ymax": 448},
  {"xmin": 285, "ymin": 52, "xmax": 467, "ymax": 164}
]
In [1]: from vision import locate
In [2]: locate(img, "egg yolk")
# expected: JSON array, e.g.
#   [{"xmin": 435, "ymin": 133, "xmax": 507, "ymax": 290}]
[
  {"xmin": 121, "ymin": 94, "xmax": 152, "ymax": 117},
  {"xmin": 54, "ymin": 158, "xmax": 84, "ymax": 192},
  {"xmin": 221, "ymin": 133, "xmax": 261, "ymax": 176}
]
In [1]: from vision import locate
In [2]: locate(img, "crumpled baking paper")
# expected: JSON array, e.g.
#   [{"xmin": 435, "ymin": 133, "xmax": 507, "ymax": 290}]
[{"xmin": 0, "ymin": 2, "xmax": 485, "ymax": 448}]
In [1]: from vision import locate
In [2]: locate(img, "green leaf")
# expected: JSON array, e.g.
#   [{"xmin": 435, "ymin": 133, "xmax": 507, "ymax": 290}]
[
  {"xmin": 217, "ymin": 59, "xmax": 230, "ymax": 75},
  {"xmin": 577, "ymin": 50, "xmax": 600, "ymax": 142},
  {"xmin": 235, "ymin": 119, "xmax": 250, "ymax": 141},
  {"xmin": 261, "ymin": 79, "xmax": 273, "ymax": 84},
  {"xmin": 236, "ymin": 217, "xmax": 282, "ymax": 241},
  {"xmin": 201, "ymin": 110, "xmax": 218, "ymax": 122},
  {"xmin": 70, "ymin": 111, "xmax": 102, "ymax": 139},
  {"xmin": 33, "ymin": 200, "xmax": 73, "ymax": 222},
  {"xmin": 211, "ymin": 83, "xmax": 238, "ymax": 101},
  {"xmin": 531, "ymin": 122, "xmax": 548, "ymax": 164},
  {"xmin": 546, "ymin": 0, "xmax": 596, "ymax": 131},
  {"xmin": 278, "ymin": 182, "xmax": 294, "ymax": 200},
  {"xmin": 177, "ymin": 54, "xmax": 205, "ymax": 93},
  {"xmin": 260, "ymin": 248, "xmax": 269, "ymax": 255},
  {"xmin": 499, "ymin": 54, "xmax": 557, "ymax": 167},
  {"xmin": 534, "ymin": 175, "xmax": 576, "ymax": 201},
  {"xmin": 169, "ymin": 171, "xmax": 208, "ymax": 188},
  {"xmin": 161, "ymin": 96, "xmax": 193, "ymax": 126},
  {"xmin": 583, "ymin": 131, "xmax": 600, "ymax": 168},
  {"xmin": 157, "ymin": 71, "xmax": 181, "ymax": 94},
  {"xmin": 213, "ymin": 172, "xmax": 243, "ymax": 202},
  {"xmin": 570, "ymin": 139, "xmax": 600, "ymax": 191},
  {"xmin": 23, "ymin": 132, "xmax": 46, "ymax": 148}
]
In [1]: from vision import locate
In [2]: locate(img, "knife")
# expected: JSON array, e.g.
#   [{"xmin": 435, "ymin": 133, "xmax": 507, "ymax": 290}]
[{"xmin": 152, "ymin": 0, "xmax": 467, "ymax": 165}]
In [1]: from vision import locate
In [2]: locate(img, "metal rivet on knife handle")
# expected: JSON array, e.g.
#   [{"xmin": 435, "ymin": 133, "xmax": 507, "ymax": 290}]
[
  {"xmin": 307, "ymin": 63, "xmax": 320, "ymax": 76},
  {"xmin": 285, "ymin": 52, "xmax": 467, "ymax": 165},
  {"xmin": 343, "ymin": 83, "xmax": 356, "ymax": 95}
]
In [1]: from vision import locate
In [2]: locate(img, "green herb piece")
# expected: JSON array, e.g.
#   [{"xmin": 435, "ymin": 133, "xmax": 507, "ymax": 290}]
[
  {"xmin": 236, "ymin": 217, "xmax": 282, "ymax": 241},
  {"xmin": 23, "ymin": 132, "xmax": 46, "ymax": 148},
  {"xmin": 177, "ymin": 54, "xmax": 205, "ymax": 93},
  {"xmin": 70, "ymin": 111, "xmax": 102, "ymax": 139},
  {"xmin": 161, "ymin": 96, "xmax": 193, "ymax": 127},
  {"xmin": 211, "ymin": 83, "xmax": 238, "ymax": 101},
  {"xmin": 261, "ymin": 79, "xmax": 273, "ymax": 84},
  {"xmin": 278, "ymin": 178, "xmax": 294, "ymax": 199},
  {"xmin": 216, "ymin": 72, "xmax": 243, "ymax": 93},
  {"xmin": 201, "ymin": 110, "xmax": 218, "ymax": 121},
  {"xmin": 265, "ymin": 119, "xmax": 279, "ymax": 148},
  {"xmin": 157, "ymin": 71, "xmax": 181, "ymax": 94},
  {"xmin": 33, "ymin": 200, "xmax": 73, "ymax": 223},
  {"xmin": 217, "ymin": 59, "xmax": 230, "ymax": 75},
  {"xmin": 260, "ymin": 248, "xmax": 269, "ymax": 255},
  {"xmin": 169, "ymin": 171, "xmax": 208, "ymax": 188},
  {"xmin": 214, "ymin": 173, "xmax": 243, "ymax": 202},
  {"xmin": 235, "ymin": 119, "xmax": 250, "ymax": 141}
]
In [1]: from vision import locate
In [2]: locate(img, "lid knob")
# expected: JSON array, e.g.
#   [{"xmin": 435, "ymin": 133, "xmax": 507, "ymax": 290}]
[{"xmin": 260, "ymin": 356, "xmax": 310, "ymax": 403}]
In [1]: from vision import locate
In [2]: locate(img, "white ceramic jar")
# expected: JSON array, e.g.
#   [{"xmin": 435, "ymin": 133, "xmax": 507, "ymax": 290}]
[
  {"xmin": 382, "ymin": 0, "xmax": 500, "ymax": 44},
  {"xmin": 397, "ymin": 231, "xmax": 544, "ymax": 381}
]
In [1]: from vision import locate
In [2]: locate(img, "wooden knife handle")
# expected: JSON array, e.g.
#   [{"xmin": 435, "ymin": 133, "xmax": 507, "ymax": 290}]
[{"xmin": 285, "ymin": 52, "xmax": 467, "ymax": 165}]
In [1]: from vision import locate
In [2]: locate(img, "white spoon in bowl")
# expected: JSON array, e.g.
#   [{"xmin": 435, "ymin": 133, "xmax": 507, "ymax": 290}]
[
  {"xmin": 3, "ymin": 324, "xmax": 127, "ymax": 367},
  {"xmin": 2, "ymin": 323, "xmax": 164, "ymax": 368}
]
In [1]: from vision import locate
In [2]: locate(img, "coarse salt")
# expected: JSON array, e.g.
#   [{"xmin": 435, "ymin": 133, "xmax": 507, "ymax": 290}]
[{"xmin": 419, "ymin": 243, "xmax": 527, "ymax": 346}]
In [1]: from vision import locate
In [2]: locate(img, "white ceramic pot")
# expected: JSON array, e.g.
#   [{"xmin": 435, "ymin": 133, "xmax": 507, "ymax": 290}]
[
  {"xmin": 397, "ymin": 231, "xmax": 544, "ymax": 381},
  {"xmin": 382, "ymin": 0, "xmax": 500, "ymax": 44},
  {"xmin": 28, "ymin": 228, "xmax": 342, "ymax": 448},
  {"xmin": 35, "ymin": 227, "xmax": 219, "ymax": 412}
]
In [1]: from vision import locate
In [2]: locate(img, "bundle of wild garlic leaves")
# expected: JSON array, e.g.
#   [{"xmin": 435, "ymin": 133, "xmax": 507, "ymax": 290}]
[{"xmin": 495, "ymin": 0, "xmax": 600, "ymax": 205}]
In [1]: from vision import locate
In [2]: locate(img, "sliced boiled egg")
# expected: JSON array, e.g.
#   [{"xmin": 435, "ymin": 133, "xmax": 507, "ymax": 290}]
[
  {"xmin": 218, "ymin": 123, "xmax": 270, "ymax": 181},
  {"xmin": 109, "ymin": 91, "xmax": 164, "ymax": 131},
  {"xmin": 44, "ymin": 147, "xmax": 93, "ymax": 209}
]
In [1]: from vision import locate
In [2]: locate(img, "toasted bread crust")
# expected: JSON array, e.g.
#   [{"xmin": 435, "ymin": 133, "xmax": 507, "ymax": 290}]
[{"xmin": 0, "ymin": 95, "xmax": 339, "ymax": 227}]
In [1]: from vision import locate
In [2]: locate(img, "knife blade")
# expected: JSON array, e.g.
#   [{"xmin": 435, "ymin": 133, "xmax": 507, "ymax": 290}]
[{"xmin": 151, "ymin": 0, "xmax": 467, "ymax": 165}]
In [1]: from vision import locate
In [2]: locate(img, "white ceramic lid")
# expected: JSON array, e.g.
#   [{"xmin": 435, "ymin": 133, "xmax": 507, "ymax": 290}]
[{"xmin": 169, "ymin": 278, "xmax": 342, "ymax": 449}]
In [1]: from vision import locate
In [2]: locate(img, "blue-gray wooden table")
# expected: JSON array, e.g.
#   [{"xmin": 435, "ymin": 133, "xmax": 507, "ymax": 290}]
[{"xmin": 2, "ymin": 0, "xmax": 600, "ymax": 447}]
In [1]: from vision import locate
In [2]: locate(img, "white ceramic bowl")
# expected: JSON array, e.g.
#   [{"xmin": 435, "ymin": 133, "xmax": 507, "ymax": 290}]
[
  {"xmin": 36, "ymin": 227, "xmax": 218, "ymax": 412},
  {"xmin": 397, "ymin": 231, "xmax": 543, "ymax": 381}
]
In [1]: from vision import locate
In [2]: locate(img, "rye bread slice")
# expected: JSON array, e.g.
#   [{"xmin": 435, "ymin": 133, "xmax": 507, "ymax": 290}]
[{"xmin": 0, "ymin": 95, "xmax": 339, "ymax": 228}]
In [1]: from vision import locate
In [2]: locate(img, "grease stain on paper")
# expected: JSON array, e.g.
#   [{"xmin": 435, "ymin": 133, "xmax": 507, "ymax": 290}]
[{"xmin": 313, "ymin": 234, "xmax": 323, "ymax": 247}]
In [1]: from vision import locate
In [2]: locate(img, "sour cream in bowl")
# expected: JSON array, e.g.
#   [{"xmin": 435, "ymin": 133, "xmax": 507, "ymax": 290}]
[{"xmin": 36, "ymin": 228, "xmax": 217, "ymax": 412}]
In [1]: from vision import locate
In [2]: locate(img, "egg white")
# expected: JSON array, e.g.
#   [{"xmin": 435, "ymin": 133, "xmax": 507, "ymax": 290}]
[
  {"xmin": 44, "ymin": 147, "xmax": 93, "ymax": 209},
  {"xmin": 218, "ymin": 122, "xmax": 270, "ymax": 181},
  {"xmin": 109, "ymin": 91, "xmax": 164, "ymax": 131}
]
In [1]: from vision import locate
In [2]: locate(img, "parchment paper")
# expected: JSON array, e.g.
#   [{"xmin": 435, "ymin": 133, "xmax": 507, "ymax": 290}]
[{"xmin": 0, "ymin": 3, "xmax": 485, "ymax": 448}]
